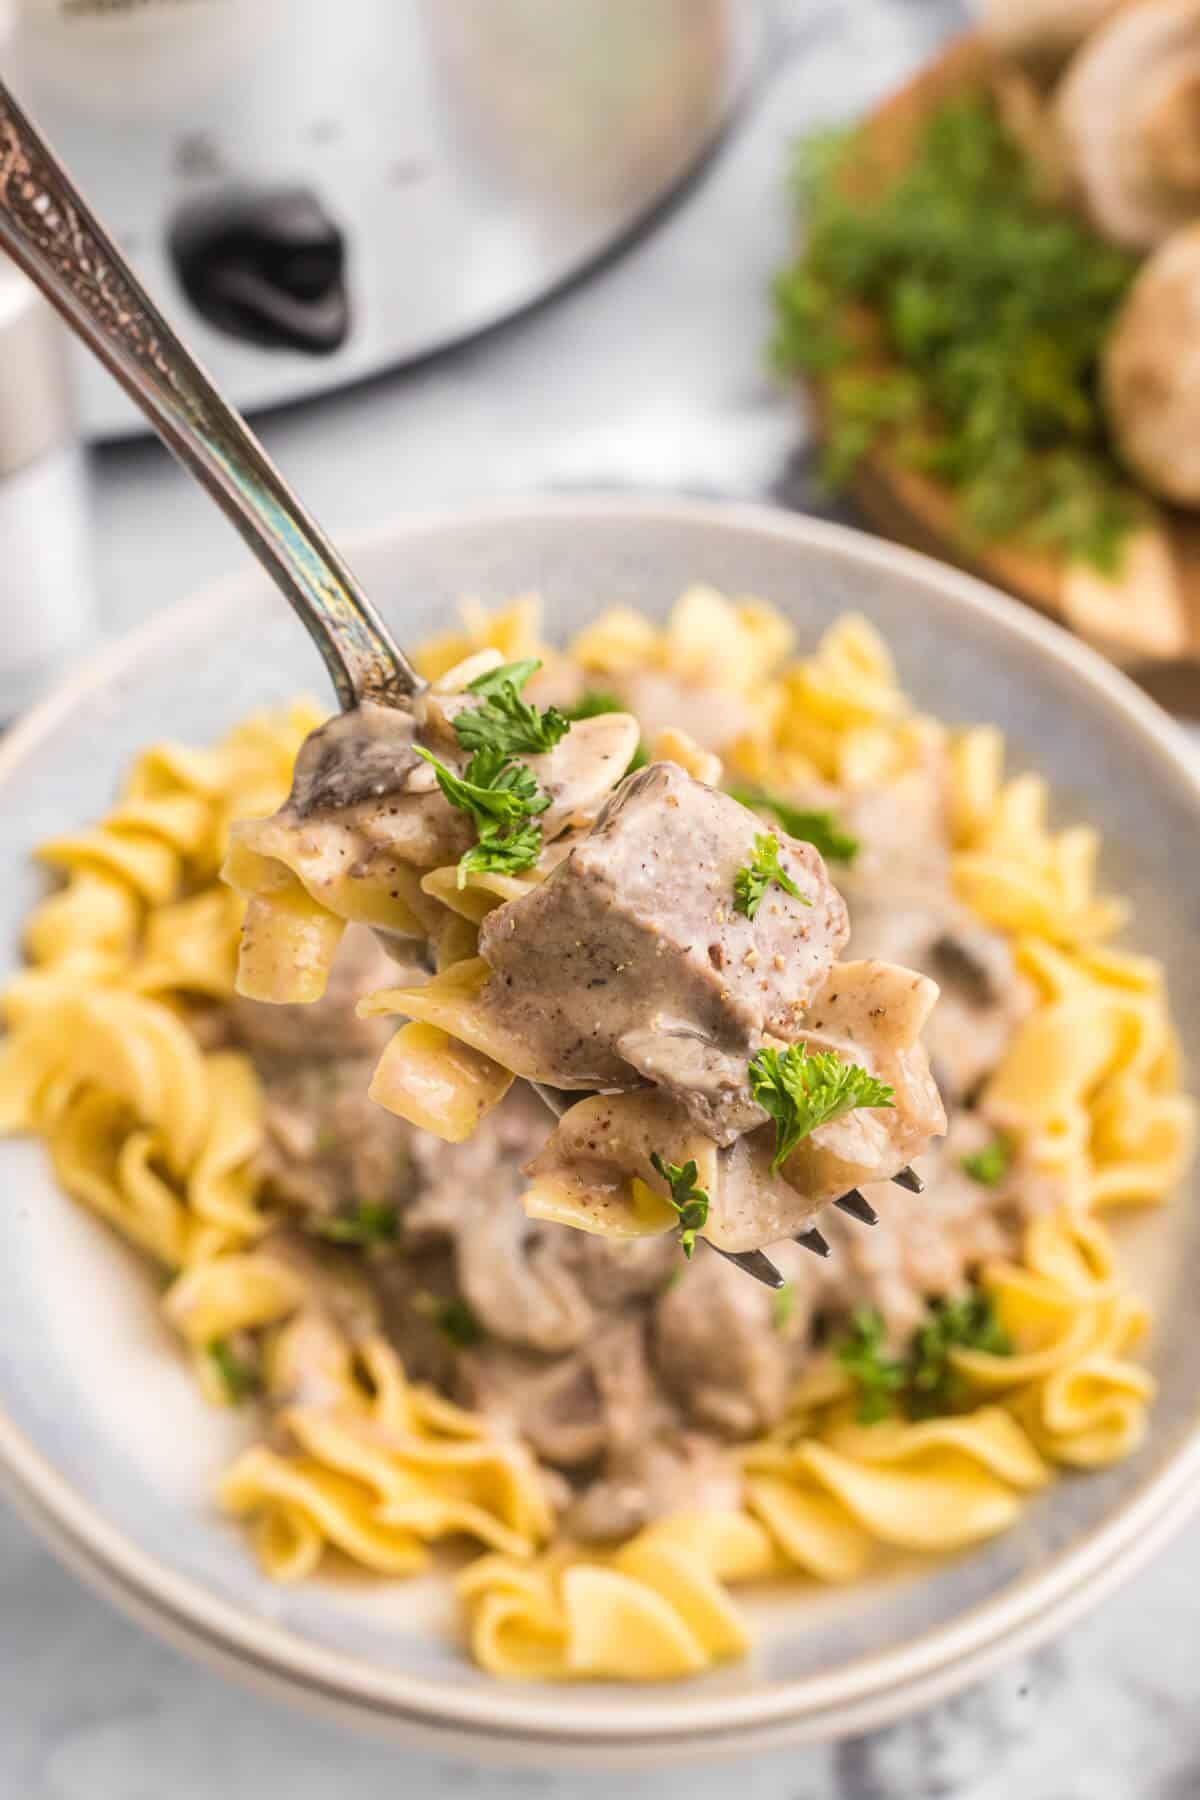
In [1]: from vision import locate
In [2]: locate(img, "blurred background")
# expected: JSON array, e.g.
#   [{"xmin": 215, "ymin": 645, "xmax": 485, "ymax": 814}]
[
  {"xmin": 2, "ymin": 0, "xmax": 1198, "ymax": 1796},
  {"xmin": 1, "ymin": 0, "xmax": 967, "ymax": 698}
]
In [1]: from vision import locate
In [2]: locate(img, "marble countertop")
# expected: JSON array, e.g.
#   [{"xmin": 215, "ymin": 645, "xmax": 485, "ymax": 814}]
[{"xmin": 5, "ymin": 2, "xmax": 1199, "ymax": 1794}]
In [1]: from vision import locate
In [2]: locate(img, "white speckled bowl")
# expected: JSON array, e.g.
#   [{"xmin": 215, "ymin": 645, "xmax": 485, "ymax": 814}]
[{"xmin": 1, "ymin": 498, "xmax": 1198, "ymax": 1766}]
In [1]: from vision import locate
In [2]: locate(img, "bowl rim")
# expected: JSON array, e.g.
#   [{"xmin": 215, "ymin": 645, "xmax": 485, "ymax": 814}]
[{"xmin": 2, "ymin": 492, "xmax": 1198, "ymax": 1750}]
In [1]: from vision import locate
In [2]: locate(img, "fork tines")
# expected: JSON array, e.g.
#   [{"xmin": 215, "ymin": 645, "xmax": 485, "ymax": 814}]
[
  {"xmin": 710, "ymin": 1245, "xmax": 787, "ymax": 1289},
  {"xmin": 833, "ymin": 1187, "xmax": 879, "ymax": 1226},
  {"xmin": 795, "ymin": 1226, "xmax": 831, "ymax": 1258}
]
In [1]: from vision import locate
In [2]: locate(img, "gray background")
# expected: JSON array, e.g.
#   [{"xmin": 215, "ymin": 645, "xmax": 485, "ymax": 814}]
[{"xmin": 5, "ymin": 2, "xmax": 1200, "ymax": 1794}]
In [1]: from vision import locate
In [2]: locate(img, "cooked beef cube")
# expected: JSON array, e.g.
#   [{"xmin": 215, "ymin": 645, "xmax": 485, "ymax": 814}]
[{"xmin": 477, "ymin": 761, "xmax": 849, "ymax": 1089}]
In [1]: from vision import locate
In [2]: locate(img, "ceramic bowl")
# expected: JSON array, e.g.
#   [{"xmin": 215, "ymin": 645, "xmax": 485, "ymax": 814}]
[{"xmin": 1, "ymin": 497, "xmax": 1198, "ymax": 1765}]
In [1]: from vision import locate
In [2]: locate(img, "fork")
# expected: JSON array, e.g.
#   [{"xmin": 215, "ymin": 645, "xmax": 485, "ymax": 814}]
[{"xmin": 0, "ymin": 80, "xmax": 922, "ymax": 1290}]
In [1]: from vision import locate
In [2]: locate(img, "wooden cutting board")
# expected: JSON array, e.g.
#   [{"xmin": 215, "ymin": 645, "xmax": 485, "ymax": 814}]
[{"xmin": 802, "ymin": 35, "xmax": 1200, "ymax": 676}]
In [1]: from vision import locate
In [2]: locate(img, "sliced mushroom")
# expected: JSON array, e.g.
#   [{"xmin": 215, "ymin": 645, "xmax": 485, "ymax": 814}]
[
  {"xmin": 1055, "ymin": 0, "xmax": 1200, "ymax": 250},
  {"xmin": 456, "ymin": 1318, "xmax": 653, "ymax": 1468},
  {"xmin": 531, "ymin": 711, "xmax": 641, "ymax": 839},
  {"xmin": 458, "ymin": 1344, "xmax": 610, "ymax": 1465},
  {"xmin": 1103, "ymin": 223, "xmax": 1200, "ymax": 516},
  {"xmin": 651, "ymin": 1247, "xmax": 804, "ymax": 1437},
  {"xmin": 456, "ymin": 1200, "xmax": 593, "ymax": 1355}
]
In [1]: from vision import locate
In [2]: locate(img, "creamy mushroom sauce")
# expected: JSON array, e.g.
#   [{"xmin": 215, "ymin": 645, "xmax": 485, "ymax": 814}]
[
  {"xmin": 266, "ymin": 679, "xmax": 641, "ymax": 925},
  {"xmin": 209, "ymin": 704, "xmax": 1057, "ymax": 1544}
]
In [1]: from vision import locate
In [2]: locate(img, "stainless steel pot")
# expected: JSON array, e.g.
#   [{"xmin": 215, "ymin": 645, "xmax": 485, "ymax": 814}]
[{"xmin": 11, "ymin": 0, "xmax": 764, "ymax": 435}]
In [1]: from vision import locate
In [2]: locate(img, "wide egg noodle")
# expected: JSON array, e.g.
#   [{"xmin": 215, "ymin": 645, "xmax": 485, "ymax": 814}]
[
  {"xmin": 459, "ymin": 1510, "xmax": 773, "ymax": 1681},
  {"xmin": 216, "ymin": 1326, "xmax": 554, "ymax": 1575},
  {"xmin": 0, "ymin": 705, "xmax": 320, "ymax": 1269},
  {"xmin": 367, "ymin": 1021, "xmax": 514, "ymax": 1142}
]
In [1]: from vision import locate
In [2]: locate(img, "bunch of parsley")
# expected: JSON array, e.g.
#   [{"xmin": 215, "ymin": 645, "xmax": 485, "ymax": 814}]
[{"xmin": 771, "ymin": 94, "xmax": 1141, "ymax": 571}]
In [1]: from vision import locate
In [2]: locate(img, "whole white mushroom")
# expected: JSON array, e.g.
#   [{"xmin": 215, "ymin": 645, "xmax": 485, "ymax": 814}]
[
  {"xmin": 1055, "ymin": 0, "xmax": 1200, "ymax": 250},
  {"xmin": 1062, "ymin": 514, "xmax": 1187, "ymax": 655},
  {"xmin": 1104, "ymin": 221, "xmax": 1200, "ymax": 505},
  {"xmin": 977, "ymin": 0, "xmax": 1128, "ymax": 69}
]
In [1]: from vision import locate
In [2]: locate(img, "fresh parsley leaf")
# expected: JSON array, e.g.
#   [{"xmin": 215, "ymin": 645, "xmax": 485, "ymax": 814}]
[
  {"xmin": 770, "ymin": 1282, "xmax": 797, "ymax": 1332},
  {"xmin": 454, "ymin": 825, "xmax": 543, "ymax": 887},
  {"xmin": 733, "ymin": 831, "xmax": 810, "ymax": 920},
  {"xmin": 748, "ymin": 1043, "xmax": 894, "ymax": 1174},
  {"xmin": 413, "ymin": 744, "xmax": 540, "ymax": 827},
  {"xmin": 835, "ymin": 1308, "xmax": 906, "ymax": 1424},
  {"xmin": 206, "ymin": 1336, "xmax": 260, "ymax": 1405},
  {"xmin": 473, "ymin": 753, "xmax": 550, "ymax": 815},
  {"xmin": 834, "ymin": 1289, "xmax": 1012, "ymax": 1425},
  {"xmin": 455, "ymin": 659, "xmax": 569, "ymax": 758},
  {"xmin": 907, "ymin": 1292, "xmax": 1012, "ymax": 1419},
  {"xmin": 562, "ymin": 688, "xmax": 625, "ymax": 721},
  {"xmin": 457, "ymin": 818, "xmax": 545, "ymax": 884},
  {"xmin": 311, "ymin": 1202, "xmax": 399, "ymax": 1247},
  {"xmin": 649, "ymin": 1152, "xmax": 711, "ymax": 1258},
  {"xmin": 412, "ymin": 1291, "xmax": 485, "ymax": 1348},
  {"xmin": 414, "ymin": 743, "xmax": 548, "ymax": 885},
  {"xmin": 466, "ymin": 658, "xmax": 542, "ymax": 699},
  {"xmin": 960, "ymin": 1132, "xmax": 1013, "ymax": 1187},
  {"xmin": 728, "ymin": 783, "xmax": 858, "ymax": 863},
  {"xmin": 626, "ymin": 740, "xmax": 649, "ymax": 774}
]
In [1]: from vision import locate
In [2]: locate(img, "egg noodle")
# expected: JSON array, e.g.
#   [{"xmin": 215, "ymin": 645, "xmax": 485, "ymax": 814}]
[{"xmin": 0, "ymin": 592, "xmax": 1191, "ymax": 1682}]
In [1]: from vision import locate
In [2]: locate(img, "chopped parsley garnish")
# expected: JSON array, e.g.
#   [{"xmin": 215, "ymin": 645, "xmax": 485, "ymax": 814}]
[
  {"xmin": 960, "ymin": 1132, "xmax": 1013, "ymax": 1187},
  {"xmin": 649, "ymin": 1153, "xmax": 711, "ymax": 1258},
  {"xmin": 455, "ymin": 658, "xmax": 570, "ymax": 758},
  {"xmin": 413, "ymin": 743, "xmax": 548, "ymax": 827},
  {"xmin": 310, "ymin": 1202, "xmax": 399, "ymax": 1247},
  {"xmin": 834, "ymin": 1291, "xmax": 1012, "ymax": 1425},
  {"xmin": 457, "ymin": 819, "xmax": 545, "ymax": 883},
  {"xmin": 908, "ymin": 1292, "xmax": 1013, "ymax": 1418},
  {"xmin": 733, "ymin": 831, "xmax": 810, "ymax": 920},
  {"xmin": 835, "ymin": 1308, "xmax": 907, "ymax": 1424},
  {"xmin": 413, "ymin": 743, "xmax": 549, "ymax": 886},
  {"xmin": 748, "ymin": 1043, "xmax": 894, "ymax": 1174},
  {"xmin": 416, "ymin": 660, "xmax": 579, "ymax": 884},
  {"xmin": 206, "ymin": 1337, "xmax": 260, "ymax": 1405},
  {"xmin": 770, "ymin": 1281, "xmax": 797, "ymax": 1332},
  {"xmin": 412, "ymin": 1291, "xmax": 485, "ymax": 1348},
  {"xmin": 466, "ymin": 658, "xmax": 542, "ymax": 700},
  {"xmin": 728, "ymin": 783, "xmax": 858, "ymax": 864},
  {"xmin": 770, "ymin": 96, "xmax": 1140, "ymax": 571}
]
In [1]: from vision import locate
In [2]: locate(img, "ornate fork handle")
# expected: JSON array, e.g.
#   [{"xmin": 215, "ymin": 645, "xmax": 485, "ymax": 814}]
[{"xmin": 0, "ymin": 80, "xmax": 422, "ymax": 711}]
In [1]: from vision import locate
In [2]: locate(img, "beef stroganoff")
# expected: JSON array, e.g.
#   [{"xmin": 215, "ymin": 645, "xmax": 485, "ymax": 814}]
[
  {"xmin": 0, "ymin": 591, "xmax": 1191, "ymax": 1683},
  {"xmin": 225, "ymin": 635, "xmax": 946, "ymax": 1256}
]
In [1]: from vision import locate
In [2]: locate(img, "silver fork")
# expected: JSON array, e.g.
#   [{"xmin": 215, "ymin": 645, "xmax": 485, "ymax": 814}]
[{"xmin": 0, "ymin": 80, "xmax": 922, "ymax": 1290}]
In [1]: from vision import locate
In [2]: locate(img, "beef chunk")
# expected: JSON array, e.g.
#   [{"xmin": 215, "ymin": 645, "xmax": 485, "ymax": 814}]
[{"xmin": 477, "ymin": 761, "xmax": 849, "ymax": 1090}]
